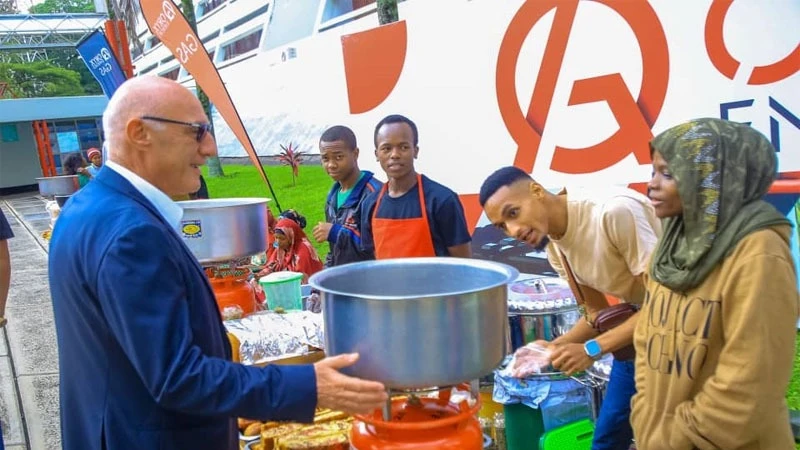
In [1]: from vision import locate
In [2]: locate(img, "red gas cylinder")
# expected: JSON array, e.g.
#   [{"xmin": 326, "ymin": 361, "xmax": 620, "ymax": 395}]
[
  {"xmin": 350, "ymin": 384, "xmax": 483, "ymax": 450},
  {"xmin": 206, "ymin": 266, "xmax": 256, "ymax": 320}
]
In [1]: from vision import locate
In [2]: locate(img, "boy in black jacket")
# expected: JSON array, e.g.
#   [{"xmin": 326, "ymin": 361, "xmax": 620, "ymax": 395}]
[{"xmin": 313, "ymin": 126, "xmax": 383, "ymax": 266}]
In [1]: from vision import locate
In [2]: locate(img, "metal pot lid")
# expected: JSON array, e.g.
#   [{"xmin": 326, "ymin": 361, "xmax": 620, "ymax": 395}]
[{"xmin": 507, "ymin": 276, "xmax": 578, "ymax": 313}]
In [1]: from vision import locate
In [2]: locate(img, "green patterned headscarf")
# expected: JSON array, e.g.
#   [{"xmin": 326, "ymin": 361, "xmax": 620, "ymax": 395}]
[{"xmin": 649, "ymin": 118, "xmax": 789, "ymax": 293}]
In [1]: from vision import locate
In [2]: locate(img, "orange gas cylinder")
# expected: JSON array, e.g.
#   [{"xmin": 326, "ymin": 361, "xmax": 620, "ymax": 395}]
[
  {"xmin": 350, "ymin": 384, "xmax": 483, "ymax": 450},
  {"xmin": 206, "ymin": 266, "xmax": 257, "ymax": 320}
]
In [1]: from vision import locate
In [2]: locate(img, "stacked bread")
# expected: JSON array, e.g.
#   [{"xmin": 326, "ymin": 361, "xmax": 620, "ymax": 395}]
[{"xmin": 239, "ymin": 408, "xmax": 351, "ymax": 450}]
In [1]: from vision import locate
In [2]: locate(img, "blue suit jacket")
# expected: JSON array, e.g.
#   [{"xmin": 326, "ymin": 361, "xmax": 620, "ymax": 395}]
[{"xmin": 49, "ymin": 168, "xmax": 317, "ymax": 450}]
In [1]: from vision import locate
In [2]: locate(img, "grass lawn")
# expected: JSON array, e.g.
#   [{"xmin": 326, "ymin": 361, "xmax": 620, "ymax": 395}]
[
  {"xmin": 790, "ymin": 333, "xmax": 800, "ymax": 449},
  {"xmin": 201, "ymin": 164, "xmax": 332, "ymax": 258},
  {"xmin": 206, "ymin": 164, "xmax": 800, "ymax": 447}
]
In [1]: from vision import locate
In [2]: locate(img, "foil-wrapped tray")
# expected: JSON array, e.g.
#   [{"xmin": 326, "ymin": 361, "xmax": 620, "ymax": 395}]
[{"xmin": 224, "ymin": 311, "xmax": 324, "ymax": 366}]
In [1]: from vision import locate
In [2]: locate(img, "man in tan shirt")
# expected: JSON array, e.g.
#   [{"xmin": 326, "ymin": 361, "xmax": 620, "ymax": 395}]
[{"xmin": 480, "ymin": 166, "xmax": 661, "ymax": 450}]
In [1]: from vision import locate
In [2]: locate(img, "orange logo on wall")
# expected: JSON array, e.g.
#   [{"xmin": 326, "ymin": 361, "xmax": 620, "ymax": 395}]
[
  {"xmin": 341, "ymin": 21, "xmax": 407, "ymax": 114},
  {"xmin": 496, "ymin": 0, "xmax": 670, "ymax": 175},
  {"xmin": 704, "ymin": 0, "xmax": 800, "ymax": 85},
  {"xmin": 338, "ymin": 1, "xmax": 670, "ymax": 231}
]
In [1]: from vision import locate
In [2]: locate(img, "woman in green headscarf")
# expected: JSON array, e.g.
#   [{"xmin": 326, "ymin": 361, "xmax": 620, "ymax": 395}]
[{"xmin": 630, "ymin": 118, "xmax": 799, "ymax": 450}]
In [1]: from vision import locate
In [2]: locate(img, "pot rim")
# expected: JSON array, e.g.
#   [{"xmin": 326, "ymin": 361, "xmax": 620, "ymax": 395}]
[
  {"xmin": 309, "ymin": 257, "xmax": 519, "ymax": 300},
  {"xmin": 176, "ymin": 198, "xmax": 271, "ymax": 210},
  {"xmin": 36, "ymin": 175, "xmax": 79, "ymax": 181},
  {"xmin": 508, "ymin": 304, "xmax": 582, "ymax": 314}
]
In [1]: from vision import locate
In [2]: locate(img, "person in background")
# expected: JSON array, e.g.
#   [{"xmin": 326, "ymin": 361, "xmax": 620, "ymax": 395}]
[
  {"xmin": 250, "ymin": 207, "xmax": 277, "ymax": 305},
  {"xmin": 0, "ymin": 209, "xmax": 6, "ymax": 450},
  {"xmin": 172, "ymin": 175, "xmax": 209, "ymax": 201},
  {"xmin": 86, "ymin": 147, "xmax": 103, "ymax": 177},
  {"xmin": 313, "ymin": 125, "xmax": 382, "ymax": 266},
  {"xmin": 252, "ymin": 208, "xmax": 277, "ymax": 267},
  {"xmin": 259, "ymin": 216, "xmax": 324, "ymax": 283},
  {"xmin": 251, "ymin": 209, "xmax": 302, "ymax": 274},
  {"xmin": 361, "ymin": 114, "xmax": 472, "ymax": 259},
  {"xmin": 631, "ymin": 118, "xmax": 798, "ymax": 450},
  {"xmin": 0, "ymin": 209, "xmax": 12, "ymax": 329},
  {"xmin": 48, "ymin": 76, "xmax": 387, "ymax": 450},
  {"xmin": 279, "ymin": 209, "xmax": 306, "ymax": 229},
  {"xmin": 193, "ymin": 174, "xmax": 209, "ymax": 199},
  {"xmin": 0, "ymin": 208, "xmax": 11, "ymax": 450},
  {"xmin": 479, "ymin": 166, "xmax": 661, "ymax": 450},
  {"xmin": 62, "ymin": 152, "xmax": 92, "ymax": 187}
]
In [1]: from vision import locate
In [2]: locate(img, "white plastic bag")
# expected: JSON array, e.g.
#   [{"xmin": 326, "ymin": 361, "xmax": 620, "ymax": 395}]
[
  {"xmin": 45, "ymin": 201, "xmax": 61, "ymax": 230},
  {"xmin": 507, "ymin": 342, "xmax": 553, "ymax": 378}
]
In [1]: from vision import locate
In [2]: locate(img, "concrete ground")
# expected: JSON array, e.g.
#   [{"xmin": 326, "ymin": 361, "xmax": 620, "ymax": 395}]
[{"xmin": 1, "ymin": 194, "xmax": 60, "ymax": 450}]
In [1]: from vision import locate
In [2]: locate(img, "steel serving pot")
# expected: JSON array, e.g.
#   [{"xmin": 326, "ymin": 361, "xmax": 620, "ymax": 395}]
[
  {"xmin": 507, "ymin": 277, "xmax": 581, "ymax": 345},
  {"xmin": 506, "ymin": 276, "xmax": 582, "ymax": 376},
  {"xmin": 35, "ymin": 175, "xmax": 79, "ymax": 198},
  {"xmin": 309, "ymin": 257, "xmax": 518, "ymax": 389},
  {"xmin": 176, "ymin": 198, "xmax": 269, "ymax": 264}
]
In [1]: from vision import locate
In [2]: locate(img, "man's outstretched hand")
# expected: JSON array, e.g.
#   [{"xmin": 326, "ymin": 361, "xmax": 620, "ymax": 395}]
[{"xmin": 314, "ymin": 353, "xmax": 388, "ymax": 415}]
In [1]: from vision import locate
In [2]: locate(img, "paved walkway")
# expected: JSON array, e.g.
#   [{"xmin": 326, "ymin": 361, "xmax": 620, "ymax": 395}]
[{"xmin": 1, "ymin": 194, "xmax": 60, "ymax": 450}]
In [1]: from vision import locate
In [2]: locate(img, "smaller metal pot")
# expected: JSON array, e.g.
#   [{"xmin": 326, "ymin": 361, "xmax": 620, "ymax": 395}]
[
  {"xmin": 36, "ymin": 175, "xmax": 79, "ymax": 198},
  {"xmin": 176, "ymin": 198, "xmax": 269, "ymax": 264}
]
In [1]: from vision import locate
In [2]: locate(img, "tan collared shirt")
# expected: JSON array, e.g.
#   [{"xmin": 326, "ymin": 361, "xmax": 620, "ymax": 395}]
[{"xmin": 545, "ymin": 187, "xmax": 661, "ymax": 304}]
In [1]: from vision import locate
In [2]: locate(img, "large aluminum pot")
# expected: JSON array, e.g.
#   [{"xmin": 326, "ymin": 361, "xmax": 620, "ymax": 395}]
[
  {"xmin": 36, "ymin": 175, "xmax": 79, "ymax": 197},
  {"xmin": 309, "ymin": 257, "xmax": 519, "ymax": 389},
  {"xmin": 176, "ymin": 198, "xmax": 268, "ymax": 264}
]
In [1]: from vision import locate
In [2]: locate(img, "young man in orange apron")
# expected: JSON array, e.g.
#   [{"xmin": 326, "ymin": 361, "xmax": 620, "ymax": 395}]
[{"xmin": 361, "ymin": 114, "xmax": 472, "ymax": 259}]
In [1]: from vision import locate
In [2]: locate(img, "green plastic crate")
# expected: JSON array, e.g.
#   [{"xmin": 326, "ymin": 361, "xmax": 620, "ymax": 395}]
[{"xmin": 539, "ymin": 419, "xmax": 595, "ymax": 450}]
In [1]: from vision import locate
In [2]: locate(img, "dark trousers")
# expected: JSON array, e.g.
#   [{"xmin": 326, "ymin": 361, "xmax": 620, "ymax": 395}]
[{"xmin": 592, "ymin": 359, "xmax": 636, "ymax": 450}]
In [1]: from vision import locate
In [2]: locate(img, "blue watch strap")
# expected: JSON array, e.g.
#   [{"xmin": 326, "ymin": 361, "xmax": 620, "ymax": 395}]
[{"xmin": 584, "ymin": 339, "xmax": 602, "ymax": 359}]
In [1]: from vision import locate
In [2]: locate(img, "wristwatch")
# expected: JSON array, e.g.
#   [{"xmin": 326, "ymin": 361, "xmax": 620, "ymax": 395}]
[{"xmin": 584, "ymin": 339, "xmax": 603, "ymax": 360}]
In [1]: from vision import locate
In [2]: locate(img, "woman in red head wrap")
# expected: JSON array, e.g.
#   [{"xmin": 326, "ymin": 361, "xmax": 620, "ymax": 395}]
[{"xmin": 258, "ymin": 217, "xmax": 323, "ymax": 283}]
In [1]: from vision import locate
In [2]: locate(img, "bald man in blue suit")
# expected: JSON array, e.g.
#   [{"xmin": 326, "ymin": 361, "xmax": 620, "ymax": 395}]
[{"xmin": 48, "ymin": 76, "xmax": 386, "ymax": 450}]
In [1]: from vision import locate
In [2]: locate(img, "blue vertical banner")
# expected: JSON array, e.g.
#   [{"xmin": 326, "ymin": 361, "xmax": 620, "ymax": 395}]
[{"xmin": 75, "ymin": 30, "xmax": 128, "ymax": 99}]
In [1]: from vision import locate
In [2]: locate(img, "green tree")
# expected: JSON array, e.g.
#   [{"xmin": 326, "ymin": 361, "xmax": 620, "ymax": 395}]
[
  {"xmin": 0, "ymin": 49, "xmax": 102, "ymax": 95},
  {"xmin": 377, "ymin": 0, "xmax": 399, "ymax": 25},
  {"xmin": 180, "ymin": 0, "xmax": 223, "ymax": 176},
  {"xmin": 29, "ymin": 0, "xmax": 93, "ymax": 13},
  {"xmin": 49, "ymin": 49, "xmax": 103, "ymax": 95},
  {"xmin": 0, "ymin": 0, "xmax": 18, "ymax": 13},
  {"xmin": 0, "ymin": 61, "xmax": 85, "ymax": 97}
]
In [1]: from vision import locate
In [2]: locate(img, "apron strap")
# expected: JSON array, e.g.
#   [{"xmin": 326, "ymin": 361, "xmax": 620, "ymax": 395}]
[
  {"xmin": 415, "ymin": 174, "xmax": 428, "ymax": 223},
  {"xmin": 371, "ymin": 183, "xmax": 389, "ymax": 222},
  {"xmin": 371, "ymin": 174, "xmax": 426, "ymax": 221}
]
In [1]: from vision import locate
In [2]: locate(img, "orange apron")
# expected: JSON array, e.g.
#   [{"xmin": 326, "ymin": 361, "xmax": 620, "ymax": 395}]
[{"xmin": 371, "ymin": 174, "xmax": 436, "ymax": 259}]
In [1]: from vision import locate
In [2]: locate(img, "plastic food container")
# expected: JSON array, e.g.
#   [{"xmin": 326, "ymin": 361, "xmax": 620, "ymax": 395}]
[{"xmin": 259, "ymin": 271, "xmax": 303, "ymax": 310}]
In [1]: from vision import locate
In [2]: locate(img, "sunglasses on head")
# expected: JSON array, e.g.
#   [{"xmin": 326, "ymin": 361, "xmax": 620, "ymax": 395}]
[{"xmin": 140, "ymin": 116, "xmax": 213, "ymax": 142}]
